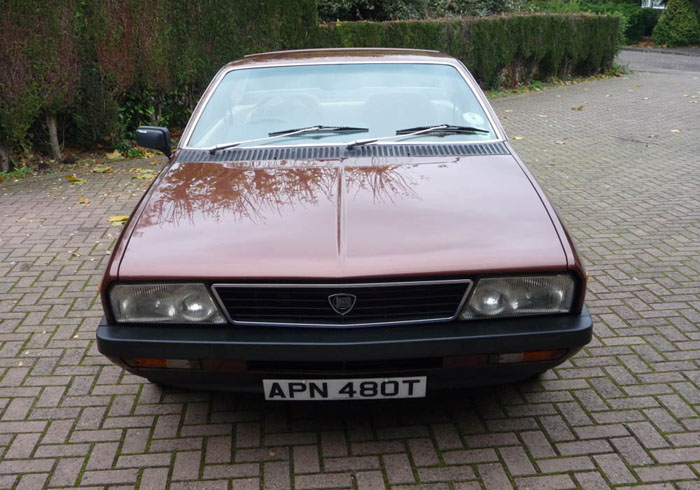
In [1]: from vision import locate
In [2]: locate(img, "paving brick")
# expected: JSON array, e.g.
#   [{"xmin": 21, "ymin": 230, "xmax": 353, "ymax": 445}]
[
  {"xmin": 80, "ymin": 469, "xmax": 138, "ymax": 485},
  {"xmin": 263, "ymin": 461, "xmax": 290, "ymax": 489},
  {"xmin": 321, "ymin": 430, "xmax": 348, "ymax": 457},
  {"xmin": 49, "ymin": 457, "xmax": 84, "ymax": 487},
  {"xmin": 15, "ymin": 473, "xmax": 48, "ymax": 490},
  {"xmin": 294, "ymin": 472, "xmax": 353, "ymax": 489},
  {"xmin": 355, "ymin": 470, "xmax": 386, "ymax": 490},
  {"xmin": 652, "ymin": 447, "xmax": 700, "ymax": 464},
  {"xmin": 140, "ymin": 467, "xmax": 170, "ymax": 490},
  {"xmin": 383, "ymin": 453, "xmax": 415, "ymax": 484},
  {"xmin": 443, "ymin": 448, "xmax": 498, "ymax": 465},
  {"xmin": 499, "ymin": 446, "xmax": 536, "ymax": 476},
  {"xmin": 573, "ymin": 471, "xmax": 611, "ymax": 490},
  {"xmin": 86, "ymin": 441, "xmax": 118, "ymax": 470},
  {"xmin": 201, "ymin": 463, "xmax": 259, "ymax": 479},
  {"xmin": 172, "ymin": 451, "xmax": 202, "ymax": 480},
  {"xmin": 324, "ymin": 455, "xmax": 379, "ymax": 471},
  {"xmin": 3, "ymin": 432, "xmax": 41, "ymax": 459},
  {"xmin": 593, "ymin": 453, "xmax": 636, "ymax": 484},
  {"xmin": 537, "ymin": 456, "xmax": 594, "ymax": 473},
  {"xmin": 635, "ymin": 464, "xmax": 697, "ymax": 483},
  {"xmin": 418, "ymin": 465, "xmax": 475, "ymax": 482},
  {"xmin": 520, "ymin": 431, "xmax": 556, "ymax": 459},
  {"xmin": 515, "ymin": 474, "xmax": 576, "ymax": 490},
  {"xmin": 205, "ymin": 435, "xmax": 232, "ymax": 464},
  {"xmin": 477, "ymin": 462, "xmax": 513, "ymax": 490},
  {"xmin": 408, "ymin": 438, "xmax": 439, "ymax": 466},
  {"xmin": 293, "ymin": 445, "xmax": 320, "ymax": 473}
]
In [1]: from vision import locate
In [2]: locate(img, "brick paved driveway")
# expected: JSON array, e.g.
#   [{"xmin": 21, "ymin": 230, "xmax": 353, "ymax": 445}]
[{"xmin": 1, "ymin": 65, "xmax": 699, "ymax": 489}]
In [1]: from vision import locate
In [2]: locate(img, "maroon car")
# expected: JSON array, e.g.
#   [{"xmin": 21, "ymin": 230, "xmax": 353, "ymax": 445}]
[{"xmin": 98, "ymin": 49, "xmax": 591, "ymax": 399}]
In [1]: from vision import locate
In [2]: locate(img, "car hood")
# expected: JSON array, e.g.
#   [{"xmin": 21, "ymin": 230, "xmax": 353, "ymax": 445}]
[{"xmin": 117, "ymin": 154, "xmax": 567, "ymax": 280}]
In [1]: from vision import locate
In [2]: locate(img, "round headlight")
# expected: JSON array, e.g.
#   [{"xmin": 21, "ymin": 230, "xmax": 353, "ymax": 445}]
[
  {"xmin": 470, "ymin": 286, "xmax": 507, "ymax": 316},
  {"xmin": 180, "ymin": 292, "xmax": 217, "ymax": 321}
]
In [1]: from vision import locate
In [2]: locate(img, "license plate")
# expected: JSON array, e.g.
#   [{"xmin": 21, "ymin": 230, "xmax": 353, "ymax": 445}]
[{"xmin": 263, "ymin": 377, "xmax": 426, "ymax": 401}]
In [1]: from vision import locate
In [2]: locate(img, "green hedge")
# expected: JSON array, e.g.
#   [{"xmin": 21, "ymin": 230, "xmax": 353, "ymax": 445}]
[
  {"xmin": 317, "ymin": 0, "xmax": 528, "ymax": 21},
  {"xmin": 0, "ymin": 2, "xmax": 619, "ymax": 168},
  {"xmin": 653, "ymin": 0, "xmax": 700, "ymax": 46},
  {"xmin": 533, "ymin": 1, "xmax": 661, "ymax": 44},
  {"xmin": 0, "ymin": 0, "xmax": 318, "ymax": 168},
  {"xmin": 315, "ymin": 14, "xmax": 619, "ymax": 88}
]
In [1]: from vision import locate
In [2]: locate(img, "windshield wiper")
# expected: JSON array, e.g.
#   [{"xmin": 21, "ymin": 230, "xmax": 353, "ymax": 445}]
[
  {"xmin": 395, "ymin": 124, "xmax": 490, "ymax": 135},
  {"xmin": 347, "ymin": 124, "xmax": 490, "ymax": 149},
  {"xmin": 268, "ymin": 125, "xmax": 368, "ymax": 137},
  {"xmin": 208, "ymin": 125, "xmax": 369, "ymax": 154}
]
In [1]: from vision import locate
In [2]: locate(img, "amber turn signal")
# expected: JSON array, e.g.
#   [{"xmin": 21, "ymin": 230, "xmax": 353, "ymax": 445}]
[
  {"xmin": 125, "ymin": 358, "xmax": 202, "ymax": 369},
  {"xmin": 491, "ymin": 349, "xmax": 567, "ymax": 364}
]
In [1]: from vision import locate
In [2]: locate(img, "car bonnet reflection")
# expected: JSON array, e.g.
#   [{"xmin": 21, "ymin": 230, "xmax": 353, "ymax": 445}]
[{"xmin": 137, "ymin": 158, "xmax": 429, "ymax": 228}]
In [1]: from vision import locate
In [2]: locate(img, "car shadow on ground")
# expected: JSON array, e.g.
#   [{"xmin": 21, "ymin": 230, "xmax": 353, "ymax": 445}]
[{"xmin": 157, "ymin": 375, "xmax": 543, "ymax": 428}]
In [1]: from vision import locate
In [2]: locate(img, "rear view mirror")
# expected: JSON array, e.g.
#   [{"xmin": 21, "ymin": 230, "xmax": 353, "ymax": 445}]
[{"xmin": 135, "ymin": 126, "xmax": 172, "ymax": 157}]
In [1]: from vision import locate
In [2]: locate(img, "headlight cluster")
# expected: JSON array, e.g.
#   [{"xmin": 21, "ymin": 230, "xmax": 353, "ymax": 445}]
[
  {"xmin": 461, "ymin": 274, "xmax": 575, "ymax": 320},
  {"xmin": 110, "ymin": 283, "xmax": 225, "ymax": 324}
]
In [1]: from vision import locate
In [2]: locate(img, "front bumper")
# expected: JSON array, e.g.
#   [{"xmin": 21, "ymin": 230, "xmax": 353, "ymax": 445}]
[{"xmin": 96, "ymin": 307, "xmax": 592, "ymax": 391}]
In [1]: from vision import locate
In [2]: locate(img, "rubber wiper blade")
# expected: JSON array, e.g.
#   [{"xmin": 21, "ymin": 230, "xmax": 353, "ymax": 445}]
[
  {"xmin": 208, "ymin": 125, "xmax": 367, "ymax": 154},
  {"xmin": 395, "ymin": 124, "xmax": 490, "ymax": 135},
  {"xmin": 268, "ymin": 125, "xmax": 368, "ymax": 137}
]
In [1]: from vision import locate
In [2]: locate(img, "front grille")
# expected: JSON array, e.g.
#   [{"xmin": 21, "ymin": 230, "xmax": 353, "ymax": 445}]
[{"xmin": 212, "ymin": 279, "xmax": 472, "ymax": 327}]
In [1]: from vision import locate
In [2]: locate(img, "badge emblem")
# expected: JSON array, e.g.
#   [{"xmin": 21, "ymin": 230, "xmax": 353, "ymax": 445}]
[{"xmin": 328, "ymin": 293, "xmax": 357, "ymax": 316}]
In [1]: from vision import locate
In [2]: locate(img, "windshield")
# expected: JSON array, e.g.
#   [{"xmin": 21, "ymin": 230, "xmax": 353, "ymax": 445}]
[{"xmin": 187, "ymin": 63, "xmax": 495, "ymax": 148}]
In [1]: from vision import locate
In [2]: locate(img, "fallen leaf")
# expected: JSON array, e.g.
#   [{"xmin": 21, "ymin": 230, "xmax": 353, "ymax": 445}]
[
  {"xmin": 670, "ymin": 129, "xmax": 683, "ymax": 133},
  {"xmin": 131, "ymin": 168, "xmax": 156, "ymax": 180},
  {"xmin": 513, "ymin": 136, "xmax": 525, "ymax": 140},
  {"xmin": 106, "ymin": 150, "xmax": 122, "ymax": 160},
  {"xmin": 92, "ymin": 166, "xmax": 114, "ymax": 173},
  {"xmin": 571, "ymin": 105, "xmax": 584, "ymax": 111},
  {"xmin": 108, "ymin": 215, "xmax": 129, "ymax": 224},
  {"xmin": 151, "ymin": 159, "xmax": 159, "ymax": 165},
  {"xmin": 65, "ymin": 175, "xmax": 86, "ymax": 185},
  {"xmin": 77, "ymin": 197, "xmax": 90, "ymax": 205}
]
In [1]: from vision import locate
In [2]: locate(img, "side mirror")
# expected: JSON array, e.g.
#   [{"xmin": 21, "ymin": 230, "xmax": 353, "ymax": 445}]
[{"xmin": 135, "ymin": 126, "xmax": 172, "ymax": 157}]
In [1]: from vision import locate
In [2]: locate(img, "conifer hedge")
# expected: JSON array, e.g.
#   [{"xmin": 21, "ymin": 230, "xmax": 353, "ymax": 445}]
[
  {"xmin": 315, "ymin": 14, "xmax": 620, "ymax": 88},
  {"xmin": 0, "ymin": 2, "xmax": 618, "ymax": 169}
]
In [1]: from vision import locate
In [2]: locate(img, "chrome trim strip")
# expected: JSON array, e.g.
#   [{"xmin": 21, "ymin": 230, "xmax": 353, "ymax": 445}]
[
  {"xmin": 211, "ymin": 279, "xmax": 473, "ymax": 328},
  {"xmin": 180, "ymin": 60, "xmax": 505, "ymax": 149},
  {"xmin": 244, "ymin": 47, "xmax": 441, "ymax": 58}
]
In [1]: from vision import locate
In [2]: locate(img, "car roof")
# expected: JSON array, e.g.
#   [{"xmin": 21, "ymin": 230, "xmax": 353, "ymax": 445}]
[{"xmin": 225, "ymin": 48, "xmax": 457, "ymax": 69}]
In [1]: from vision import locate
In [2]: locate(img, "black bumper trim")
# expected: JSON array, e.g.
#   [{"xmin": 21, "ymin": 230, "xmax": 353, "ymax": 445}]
[{"xmin": 97, "ymin": 307, "xmax": 592, "ymax": 362}]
